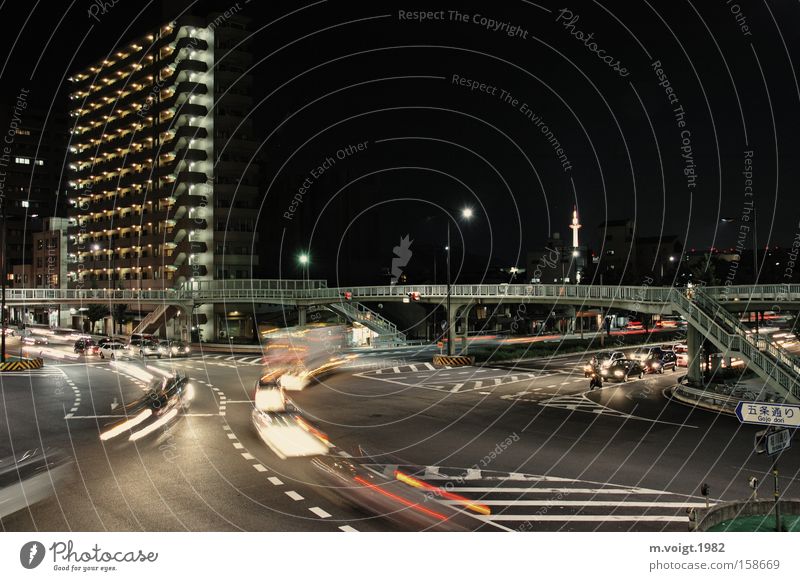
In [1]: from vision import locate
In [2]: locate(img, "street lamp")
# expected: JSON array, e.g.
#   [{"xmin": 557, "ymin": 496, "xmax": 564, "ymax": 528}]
[
  {"xmin": 721, "ymin": 212, "xmax": 759, "ymax": 331},
  {"xmin": 445, "ymin": 207, "xmax": 474, "ymax": 356},
  {"xmin": 298, "ymin": 252, "xmax": 309, "ymax": 283}
]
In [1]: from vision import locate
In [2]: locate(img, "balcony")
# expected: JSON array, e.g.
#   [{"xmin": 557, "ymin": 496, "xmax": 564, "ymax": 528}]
[
  {"xmin": 174, "ymin": 192, "xmax": 208, "ymax": 207},
  {"xmin": 174, "ymin": 239, "xmax": 208, "ymax": 254},
  {"xmin": 173, "ymin": 59, "xmax": 208, "ymax": 76},
  {"xmin": 175, "ymin": 217, "xmax": 207, "ymax": 231},
  {"xmin": 172, "ymin": 148, "xmax": 208, "ymax": 163},
  {"xmin": 175, "ymin": 37, "xmax": 208, "ymax": 52},
  {"xmin": 175, "ymin": 171, "xmax": 208, "ymax": 184},
  {"xmin": 173, "ymin": 102, "xmax": 208, "ymax": 119},
  {"xmin": 178, "ymin": 264, "xmax": 208, "ymax": 278},
  {"xmin": 174, "ymin": 81, "xmax": 207, "ymax": 96}
]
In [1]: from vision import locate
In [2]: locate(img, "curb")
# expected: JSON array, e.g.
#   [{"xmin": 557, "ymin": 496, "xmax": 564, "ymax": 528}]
[
  {"xmin": 433, "ymin": 354, "xmax": 475, "ymax": 367},
  {"xmin": 0, "ymin": 357, "xmax": 44, "ymax": 372},
  {"xmin": 667, "ymin": 384, "xmax": 737, "ymax": 416}
]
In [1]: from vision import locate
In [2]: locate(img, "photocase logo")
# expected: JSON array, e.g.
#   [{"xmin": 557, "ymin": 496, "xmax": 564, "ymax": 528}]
[
  {"xmin": 20, "ymin": 541, "xmax": 46, "ymax": 569},
  {"xmin": 390, "ymin": 235, "xmax": 413, "ymax": 285}
]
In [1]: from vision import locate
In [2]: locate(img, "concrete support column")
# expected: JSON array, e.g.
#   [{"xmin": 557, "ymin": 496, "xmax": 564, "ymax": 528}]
[
  {"xmin": 298, "ymin": 305, "xmax": 307, "ymax": 327},
  {"xmin": 687, "ymin": 323, "xmax": 703, "ymax": 386},
  {"xmin": 460, "ymin": 303, "xmax": 474, "ymax": 354},
  {"xmin": 446, "ymin": 304, "xmax": 459, "ymax": 356}
]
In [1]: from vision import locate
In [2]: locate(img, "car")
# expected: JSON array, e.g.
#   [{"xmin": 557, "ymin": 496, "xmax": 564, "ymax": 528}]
[
  {"xmin": 251, "ymin": 409, "xmax": 329, "ymax": 459},
  {"xmin": 599, "ymin": 359, "xmax": 645, "ymax": 382},
  {"xmin": 673, "ymin": 343, "xmax": 689, "ymax": 367},
  {"xmin": 625, "ymin": 320, "xmax": 644, "ymax": 331},
  {"xmin": 99, "ymin": 341, "xmax": 127, "ymax": 359},
  {"xmin": 133, "ymin": 340, "xmax": 161, "ymax": 358},
  {"xmin": 643, "ymin": 350, "xmax": 678, "ymax": 374},
  {"xmin": 22, "ymin": 335, "xmax": 48, "ymax": 346},
  {"xmin": 253, "ymin": 371, "xmax": 288, "ymax": 413},
  {"xmin": 99, "ymin": 375, "xmax": 194, "ymax": 442},
  {"xmin": 632, "ymin": 347, "xmax": 663, "ymax": 361},
  {"xmin": 0, "ymin": 449, "xmax": 72, "ymax": 519},
  {"xmin": 2, "ymin": 328, "xmax": 15, "ymax": 337},
  {"xmin": 73, "ymin": 338, "xmax": 96, "ymax": 354},
  {"xmin": 595, "ymin": 351, "xmax": 626, "ymax": 370},
  {"xmin": 158, "ymin": 340, "xmax": 190, "ymax": 357}
]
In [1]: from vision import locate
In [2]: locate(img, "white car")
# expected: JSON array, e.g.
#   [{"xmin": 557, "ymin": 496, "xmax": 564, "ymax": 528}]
[{"xmin": 99, "ymin": 342, "xmax": 127, "ymax": 360}]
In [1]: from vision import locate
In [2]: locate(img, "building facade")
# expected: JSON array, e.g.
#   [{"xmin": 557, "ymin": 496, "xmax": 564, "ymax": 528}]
[{"xmin": 66, "ymin": 13, "xmax": 259, "ymax": 341}]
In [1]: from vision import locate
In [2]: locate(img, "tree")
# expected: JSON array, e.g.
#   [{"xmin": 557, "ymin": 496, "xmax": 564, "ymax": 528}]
[
  {"xmin": 112, "ymin": 304, "xmax": 129, "ymax": 334},
  {"xmin": 85, "ymin": 304, "xmax": 110, "ymax": 334}
]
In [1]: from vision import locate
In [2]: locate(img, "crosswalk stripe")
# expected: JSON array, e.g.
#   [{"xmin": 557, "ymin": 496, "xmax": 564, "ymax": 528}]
[
  {"xmin": 424, "ymin": 363, "xmax": 436, "ymax": 371},
  {"xmin": 409, "ymin": 364, "xmax": 418, "ymax": 372},
  {"xmin": 452, "ymin": 487, "xmax": 677, "ymax": 495},
  {"xmin": 441, "ymin": 500, "xmax": 706, "ymax": 508},
  {"xmin": 477, "ymin": 515, "xmax": 688, "ymax": 523},
  {"xmin": 450, "ymin": 383, "xmax": 464, "ymax": 393}
]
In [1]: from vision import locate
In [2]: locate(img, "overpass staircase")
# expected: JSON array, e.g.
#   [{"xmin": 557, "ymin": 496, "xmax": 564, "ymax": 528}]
[
  {"xmin": 327, "ymin": 300, "xmax": 406, "ymax": 345},
  {"xmin": 131, "ymin": 303, "xmax": 181, "ymax": 336},
  {"xmin": 670, "ymin": 288, "xmax": 800, "ymax": 402}
]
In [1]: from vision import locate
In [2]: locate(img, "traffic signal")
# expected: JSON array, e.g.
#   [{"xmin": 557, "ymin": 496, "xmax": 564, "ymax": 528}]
[
  {"xmin": 408, "ymin": 291, "xmax": 420, "ymax": 302},
  {"xmin": 343, "ymin": 291, "xmax": 352, "ymax": 301}
]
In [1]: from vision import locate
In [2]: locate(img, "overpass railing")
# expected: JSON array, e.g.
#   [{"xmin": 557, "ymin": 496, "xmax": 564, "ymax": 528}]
[
  {"xmin": 2, "ymin": 288, "xmax": 180, "ymax": 302},
  {"xmin": 706, "ymin": 284, "xmax": 800, "ymax": 303},
  {"xmin": 292, "ymin": 283, "xmax": 677, "ymax": 303},
  {"xmin": 179, "ymin": 279, "xmax": 328, "ymax": 292}
]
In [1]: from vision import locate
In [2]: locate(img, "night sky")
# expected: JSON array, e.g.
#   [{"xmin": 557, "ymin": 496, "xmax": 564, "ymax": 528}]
[{"xmin": 2, "ymin": 0, "xmax": 799, "ymax": 284}]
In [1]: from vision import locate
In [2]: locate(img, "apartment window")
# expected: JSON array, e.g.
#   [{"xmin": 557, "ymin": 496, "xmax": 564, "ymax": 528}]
[{"xmin": 15, "ymin": 156, "xmax": 30, "ymax": 165}]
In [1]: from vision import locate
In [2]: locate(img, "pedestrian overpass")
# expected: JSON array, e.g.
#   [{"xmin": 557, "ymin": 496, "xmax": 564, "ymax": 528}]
[{"xmin": 4, "ymin": 280, "xmax": 800, "ymax": 402}]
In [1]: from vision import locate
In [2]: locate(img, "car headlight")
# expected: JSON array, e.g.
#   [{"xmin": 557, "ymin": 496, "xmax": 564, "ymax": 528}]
[
  {"xmin": 171, "ymin": 347, "xmax": 178, "ymax": 353},
  {"xmin": 614, "ymin": 370, "xmax": 624, "ymax": 377}
]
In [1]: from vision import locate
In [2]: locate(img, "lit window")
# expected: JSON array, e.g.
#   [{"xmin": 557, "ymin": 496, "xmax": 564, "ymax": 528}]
[
  {"xmin": 35, "ymin": 159, "xmax": 44, "ymax": 166},
  {"xmin": 15, "ymin": 156, "xmax": 30, "ymax": 164}
]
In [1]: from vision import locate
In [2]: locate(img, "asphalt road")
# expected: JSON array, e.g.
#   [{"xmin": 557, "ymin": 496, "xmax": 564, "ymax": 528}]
[{"xmin": 1, "ymin": 339, "xmax": 797, "ymax": 532}]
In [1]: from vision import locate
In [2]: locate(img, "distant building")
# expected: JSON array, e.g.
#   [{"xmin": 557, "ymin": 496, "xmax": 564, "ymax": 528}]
[
  {"xmin": 527, "ymin": 208, "xmax": 588, "ymax": 284},
  {"xmin": 596, "ymin": 219, "xmax": 634, "ymax": 283},
  {"xmin": 0, "ymin": 105, "xmax": 69, "ymax": 270}
]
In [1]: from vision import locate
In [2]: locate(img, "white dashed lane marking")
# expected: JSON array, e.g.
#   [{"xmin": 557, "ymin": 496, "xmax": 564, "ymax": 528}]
[
  {"xmin": 285, "ymin": 491, "xmax": 304, "ymax": 501},
  {"xmin": 268, "ymin": 477, "xmax": 284, "ymax": 486},
  {"xmin": 309, "ymin": 507, "xmax": 331, "ymax": 519}
]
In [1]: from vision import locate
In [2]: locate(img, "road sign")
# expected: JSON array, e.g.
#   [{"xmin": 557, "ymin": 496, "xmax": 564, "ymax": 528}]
[
  {"xmin": 767, "ymin": 428, "xmax": 792, "ymax": 455},
  {"xmin": 736, "ymin": 401, "xmax": 800, "ymax": 427}
]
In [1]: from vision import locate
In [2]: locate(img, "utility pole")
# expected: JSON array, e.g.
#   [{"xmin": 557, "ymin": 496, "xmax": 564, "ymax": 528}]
[
  {"xmin": 1, "ymin": 200, "xmax": 6, "ymax": 363},
  {"xmin": 773, "ymin": 459, "xmax": 782, "ymax": 532},
  {"xmin": 446, "ymin": 220, "xmax": 452, "ymax": 356}
]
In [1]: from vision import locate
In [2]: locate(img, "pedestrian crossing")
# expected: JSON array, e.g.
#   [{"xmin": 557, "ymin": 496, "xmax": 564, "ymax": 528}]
[
  {"xmin": 0, "ymin": 367, "xmax": 67, "ymax": 377},
  {"xmin": 364, "ymin": 464, "xmax": 700, "ymax": 532},
  {"xmin": 355, "ymin": 365, "xmax": 548, "ymax": 393}
]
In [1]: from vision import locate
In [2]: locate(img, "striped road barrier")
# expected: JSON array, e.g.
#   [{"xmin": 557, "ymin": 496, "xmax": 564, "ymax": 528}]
[
  {"xmin": 0, "ymin": 357, "xmax": 44, "ymax": 372},
  {"xmin": 432, "ymin": 354, "xmax": 475, "ymax": 367}
]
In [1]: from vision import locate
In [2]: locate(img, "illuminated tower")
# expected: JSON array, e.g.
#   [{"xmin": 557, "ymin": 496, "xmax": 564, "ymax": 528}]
[{"xmin": 569, "ymin": 206, "xmax": 581, "ymax": 249}]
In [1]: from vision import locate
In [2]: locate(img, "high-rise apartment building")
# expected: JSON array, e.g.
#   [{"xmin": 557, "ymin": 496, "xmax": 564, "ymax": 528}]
[{"xmin": 66, "ymin": 13, "xmax": 259, "ymax": 340}]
